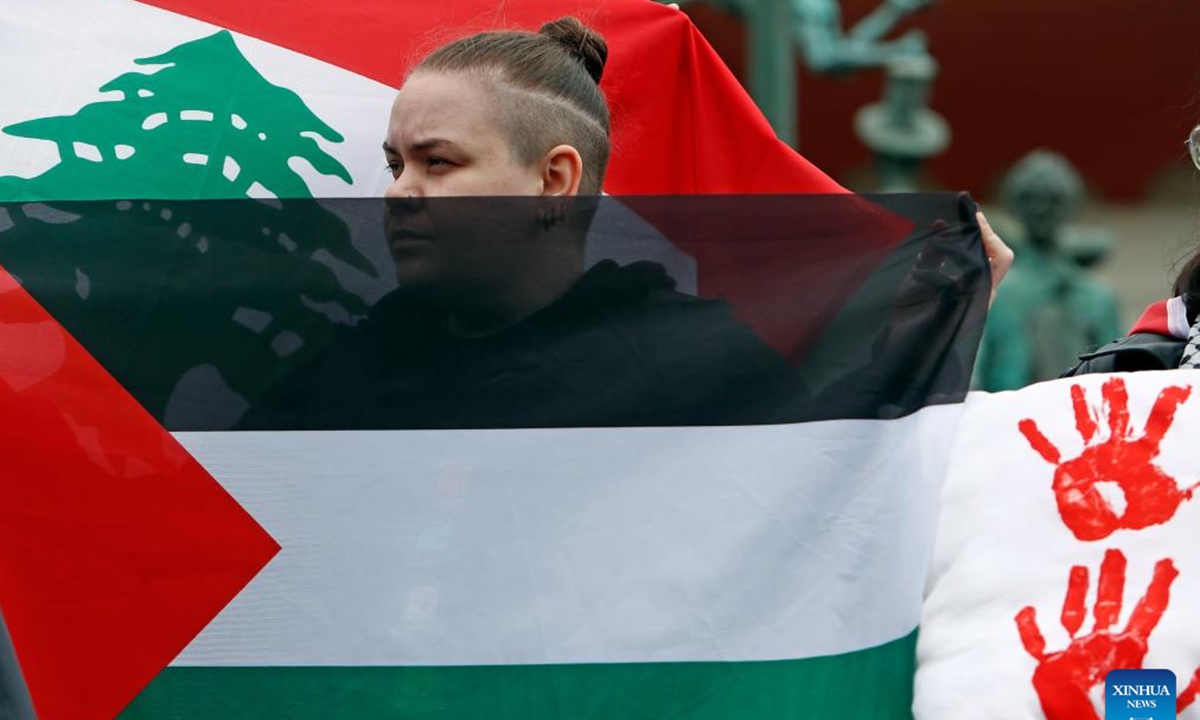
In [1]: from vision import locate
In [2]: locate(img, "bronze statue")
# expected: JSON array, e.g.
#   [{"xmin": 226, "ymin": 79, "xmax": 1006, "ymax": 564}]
[
  {"xmin": 853, "ymin": 53, "xmax": 949, "ymax": 191},
  {"xmin": 789, "ymin": 0, "xmax": 950, "ymax": 190},
  {"xmin": 974, "ymin": 151, "xmax": 1122, "ymax": 390},
  {"xmin": 793, "ymin": 0, "xmax": 932, "ymax": 74},
  {"xmin": 667, "ymin": 0, "xmax": 935, "ymax": 148}
]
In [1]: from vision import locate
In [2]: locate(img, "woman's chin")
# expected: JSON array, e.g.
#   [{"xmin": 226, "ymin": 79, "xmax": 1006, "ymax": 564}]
[{"xmin": 392, "ymin": 259, "xmax": 441, "ymax": 291}]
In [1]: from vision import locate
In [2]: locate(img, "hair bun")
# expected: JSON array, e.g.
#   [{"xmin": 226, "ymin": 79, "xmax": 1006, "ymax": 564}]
[{"xmin": 539, "ymin": 17, "xmax": 607, "ymax": 84}]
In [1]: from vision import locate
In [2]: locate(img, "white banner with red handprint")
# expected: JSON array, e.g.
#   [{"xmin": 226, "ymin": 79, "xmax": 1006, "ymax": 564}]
[{"xmin": 916, "ymin": 372, "xmax": 1200, "ymax": 720}]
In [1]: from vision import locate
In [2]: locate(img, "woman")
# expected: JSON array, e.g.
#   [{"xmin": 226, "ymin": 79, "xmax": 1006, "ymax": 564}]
[
  {"xmin": 250, "ymin": 18, "xmax": 810, "ymax": 429},
  {"xmin": 1064, "ymin": 124, "xmax": 1200, "ymax": 375},
  {"xmin": 247, "ymin": 17, "xmax": 1010, "ymax": 429},
  {"xmin": 379, "ymin": 16, "xmax": 1012, "ymax": 334},
  {"xmin": 378, "ymin": 18, "xmax": 610, "ymax": 339}
]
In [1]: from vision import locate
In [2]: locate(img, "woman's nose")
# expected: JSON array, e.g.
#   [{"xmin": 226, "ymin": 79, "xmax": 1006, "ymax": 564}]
[{"xmin": 384, "ymin": 174, "xmax": 420, "ymax": 199}]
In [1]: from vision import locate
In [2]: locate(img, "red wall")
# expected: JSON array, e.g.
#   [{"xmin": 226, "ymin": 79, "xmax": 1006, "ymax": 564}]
[{"xmin": 686, "ymin": 0, "xmax": 1200, "ymax": 200}]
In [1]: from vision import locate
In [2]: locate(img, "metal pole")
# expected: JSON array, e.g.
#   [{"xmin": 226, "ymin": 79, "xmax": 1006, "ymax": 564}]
[{"xmin": 746, "ymin": 0, "xmax": 798, "ymax": 147}]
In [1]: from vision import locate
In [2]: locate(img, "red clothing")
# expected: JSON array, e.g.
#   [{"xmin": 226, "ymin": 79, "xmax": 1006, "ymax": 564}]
[{"xmin": 1128, "ymin": 297, "xmax": 1189, "ymax": 339}]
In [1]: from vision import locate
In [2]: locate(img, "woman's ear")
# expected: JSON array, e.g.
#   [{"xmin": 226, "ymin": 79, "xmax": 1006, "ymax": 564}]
[{"xmin": 539, "ymin": 144, "xmax": 583, "ymax": 196}]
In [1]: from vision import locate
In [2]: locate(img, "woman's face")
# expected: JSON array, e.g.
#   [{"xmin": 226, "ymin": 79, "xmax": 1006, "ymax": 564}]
[
  {"xmin": 381, "ymin": 70, "xmax": 568, "ymax": 300},
  {"xmin": 384, "ymin": 71, "xmax": 543, "ymax": 198}
]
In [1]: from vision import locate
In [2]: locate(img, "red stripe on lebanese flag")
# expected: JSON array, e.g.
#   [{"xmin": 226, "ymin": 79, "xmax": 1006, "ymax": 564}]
[
  {"xmin": 132, "ymin": 0, "xmax": 845, "ymax": 195},
  {"xmin": 0, "ymin": 266, "xmax": 279, "ymax": 720}
]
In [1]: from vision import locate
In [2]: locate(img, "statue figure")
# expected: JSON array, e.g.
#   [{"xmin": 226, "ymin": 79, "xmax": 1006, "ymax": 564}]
[
  {"xmin": 790, "ymin": 0, "xmax": 949, "ymax": 190},
  {"xmin": 974, "ymin": 151, "xmax": 1123, "ymax": 391},
  {"xmin": 793, "ymin": 0, "xmax": 933, "ymax": 74},
  {"xmin": 853, "ymin": 53, "xmax": 949, "ymax": 191},
  {"xmin": 667, "ymin": 0, "xmax": 935, "ymax": 147}
]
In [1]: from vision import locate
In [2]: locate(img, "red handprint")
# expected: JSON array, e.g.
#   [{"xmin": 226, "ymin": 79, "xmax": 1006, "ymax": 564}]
[
  {"xmin": 1019, "ymin": 377, "xmax": 1197, "ymax": 541},
  {"xmin": 1015, "ymin": 549, "xmax": 1200, "ymax": 720}
]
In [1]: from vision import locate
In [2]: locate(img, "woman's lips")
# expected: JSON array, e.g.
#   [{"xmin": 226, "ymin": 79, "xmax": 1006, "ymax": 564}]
[{"xmin": 389, "ymin": 231, "xmax": 433, "ymax": 253}]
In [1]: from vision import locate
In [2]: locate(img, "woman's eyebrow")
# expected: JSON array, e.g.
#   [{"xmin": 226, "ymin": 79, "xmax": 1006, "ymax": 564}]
[
  {"xmin": 410, "ymin": 138, "xmax": 454, "ymax": 152},
  {"xmin": 382, "ymin": 139, "xmax": 455, "ymax": 154}
]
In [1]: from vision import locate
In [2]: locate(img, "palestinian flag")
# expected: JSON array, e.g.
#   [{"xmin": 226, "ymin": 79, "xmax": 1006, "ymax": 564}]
[
  {"xmin": 0, "ymin": 2, "xmax": 988, "ymax": 720},
  {"xmin": 0, "ymin": 193, "xmax": 989, "ymax": 720}
]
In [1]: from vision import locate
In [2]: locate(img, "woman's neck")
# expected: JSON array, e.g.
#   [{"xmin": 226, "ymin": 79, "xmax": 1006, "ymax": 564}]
[{"xmin": 443, "ymin": 254, "xmax": 585, "ymax": 338}]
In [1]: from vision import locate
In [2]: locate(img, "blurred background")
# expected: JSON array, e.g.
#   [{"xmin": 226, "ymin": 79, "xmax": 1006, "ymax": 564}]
[{"xmin": 675, "ymin": 0, "xmax": 1200, "ymax": 386}]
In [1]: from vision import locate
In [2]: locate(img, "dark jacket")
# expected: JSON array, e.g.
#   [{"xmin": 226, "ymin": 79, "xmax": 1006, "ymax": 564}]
[
  {"xmin": 1062, "ymin": 333, "xmax": 1185, "ymax": 377},
  {"xmin": 242, "ymin": 260, "xmax": 804, "ymax": 429}
]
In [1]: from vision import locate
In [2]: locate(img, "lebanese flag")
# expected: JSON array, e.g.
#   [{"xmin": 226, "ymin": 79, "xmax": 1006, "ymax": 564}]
[
  {"xmin": 0, "ymin": 0, "xmax": 842, "ymax": 199},
  {"xmin": 0, "ymin": 0, "xmax": 858, "ymax": 360}
]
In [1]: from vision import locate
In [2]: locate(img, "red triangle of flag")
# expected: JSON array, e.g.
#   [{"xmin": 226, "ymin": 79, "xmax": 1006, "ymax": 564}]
[{"xmin": 0, "ymin": 265, "xmax": 279, "ymax": 720}]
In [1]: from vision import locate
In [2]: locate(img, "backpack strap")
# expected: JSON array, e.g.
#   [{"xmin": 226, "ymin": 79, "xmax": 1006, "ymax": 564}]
[{"xmin": 1062, "ymin": 333, "xmax": 1185, "ymax": 377}]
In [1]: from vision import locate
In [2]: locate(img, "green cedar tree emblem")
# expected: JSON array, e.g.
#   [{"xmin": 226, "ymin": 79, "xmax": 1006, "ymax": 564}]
[
  {"xmin": 0, "ymin": 30, "xmax": 351, "ymax": 201},
  {"xmin": 0, "ymin": 32, "xmax": 381, "ymax": 428}
]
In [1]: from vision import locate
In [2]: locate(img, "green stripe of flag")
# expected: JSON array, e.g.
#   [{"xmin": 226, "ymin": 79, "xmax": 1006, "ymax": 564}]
[{"xmin": 121, "ymin": 632, "xmax": 916, "ymax": 719}]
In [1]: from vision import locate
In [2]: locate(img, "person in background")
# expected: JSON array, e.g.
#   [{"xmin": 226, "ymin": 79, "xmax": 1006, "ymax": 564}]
[{"xmin": 1064, "ymin": 124, "xmax": 1200, "ymax": 375}]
